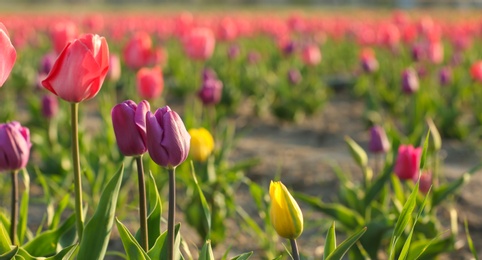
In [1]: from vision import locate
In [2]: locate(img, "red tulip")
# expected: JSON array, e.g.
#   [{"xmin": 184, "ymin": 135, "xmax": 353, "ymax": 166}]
[
  {"xmin": 123, "ymin": 32, "xmax": 153, "ymax": 70},
  {"xmin": 42, "ymin": 34, "xmax": 109, "ymax": 103},
  {"xmin": 470, "ymin": 61, "xmax": 482, "ymax": 83},
  {"xmin": 136, "ymin": 66, "xmax": 163, "ymax": 100},
  {"xmin": 0, "ymin": 23, "xmax": 16, "ymax": 87},
  {"xmin": 183, "ymin": 27, "xmax": 216, "ymax": 61},
  {"xmin": 50, "ymin": 21, "xmax": 78, "ymax": 55},
  {"xmin": 394, "ymin": 145, "xmax": 421, "ymax": 180}
]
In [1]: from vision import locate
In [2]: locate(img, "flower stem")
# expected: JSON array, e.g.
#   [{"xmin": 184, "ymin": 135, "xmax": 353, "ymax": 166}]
[
  {"xmin": 10, "ymin": 170, "xmax": 18, "ymax": 245},
  {"xmin": 136, "ymin": 155, "xmax": 148, "ymax": 251},
  {"xmin": 71, "ymin": 102, "xmax": 84, "ymax": 241},
  {"xmin": 290, "ymin": 238, "xmax": 300, "ymax": 260},
  {"xmin": 167, "ymin": 167, "xmax": 176, "ymax": 260}
]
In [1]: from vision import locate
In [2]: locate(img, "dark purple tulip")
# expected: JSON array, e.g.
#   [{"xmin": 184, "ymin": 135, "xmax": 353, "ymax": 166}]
[
  {"xmin": 439, "ymin": 67, "xmax": 452, "ymax": 86},
  {"xmin": 146, "ymin": 106, "xmax": 190, "ymax": 169},
  {"xmin": 287, "ymin": 68, "xmax": 302, "ymax": 85},
  {"xmin": 198, "ymin": 78, "xmax": 223, "ymax": 105},
  {"xmin": 411, "ymin": 43, "xmax": 425, "ymax": 62},
  {"xmin": 39, "ymin": 52, "xmax": 56, "ymax": 75},
  {"xmin": 401, "ymin": 68, "xmax": 419, "ymax": 94},
  {"xmin": 111, "ymin": 100, "xmax": 150, "ymax": 156},
  {"xmin": 0, "ymin": 122, "xmax": 31, "ymax": 171},
  {"xmin": 369, "ymin": 126, "xmax": 390, "ymax": 153},
  {"xmin": 41, "ymin": 94, "xmax": 59, "ymax": 119},
  {"xmin": 282, "ymin": 41, "xmax": 296, "ymax": 56}
]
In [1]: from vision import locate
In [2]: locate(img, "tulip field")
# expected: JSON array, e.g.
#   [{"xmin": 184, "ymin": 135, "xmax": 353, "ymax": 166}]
[{"xmin": 1, "ymin": 7, "xmax": 482, "ymax": 260}]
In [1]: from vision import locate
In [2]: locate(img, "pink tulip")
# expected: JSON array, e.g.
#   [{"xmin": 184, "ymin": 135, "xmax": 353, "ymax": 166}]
[
  {"xmin": 0, "ymin": 23, "xmax": 16, "ymax": 87},
  {"xmin": 418, "ymin": 170, "xmax": 432, "ymax": 194},
  {"xmin": 123, "ymin": 32, "xmax": 153, "ymax": 70},
  {"xmin": 50, "ymin": 21, "xmax": 78, "ymax": 55},
  {"xmin": 394, "ymin": 145, "xmax": 421, "ymax": 180},
  {"xmin": 146, "ymin": 106, "xmax": 190, "ymax": 168},
  {"xmin": 301, "ymin": 44, "xmax": 321, "ymax": 66},
  {"xmin": 112, "ymin": 100, "xmax": 150, "ymax": 156},
  {"xmin": 470, "ymin": 61, "xmax": 482, "ymax": 83},
  {"xmin": 107, "ymin": 54, "xmax": 121, "ymax": 82},
  {"xmin": 136, "ymin": 66, "xmax": 163, "ymax": 100},
  {"xmin": 0, "ymin": 122, "xmax": 31, "ymax": 171},
  {"xmin": 42, "ymin": 34, "xmax": 109, "ymax": 103},
  {"xmin": 183, "ymin": 27, "xmax": 216, "ymax": 61},
  {"xmin": 401, "ymin": 68, "xmax": 419, "ymax": 94}
]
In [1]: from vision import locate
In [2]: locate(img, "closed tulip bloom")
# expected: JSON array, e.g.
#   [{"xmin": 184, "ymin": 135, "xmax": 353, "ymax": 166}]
[
  {"xmin": 112, "ymin": 100, "xmax": 150, "ymax": 156},
  {"xmin": 137, "ymin": 66, "xmax": 163, "ymax": 100},
  {"xmin": 0, "ymin": 122, "xmax": 31, "ymax": 171},
  {"xmin": 183, "ymin": 27, "xmax": 215, "ymax": 61},
  {"xmin": 123, "ymin": 31, "xmax": 153, "ymax": 70},
  {"xmin": 0, "ymin": 23, "xmax": 17, "ymax": 87},
  {"xmin": 41, "ymin": 95, "xmax": 59, "ymax": 119},
  {"xmin": 50, "ymin": 21, "xmax": 78, "ymax": 55},
  {"xmin": 287, "ymin": 68, "xmax": 302, "ymax": 85},
  {"xmin": 470, "ymin": 61, "xmax": 482, "ymax": 83},
  {"xmin": 42, "ymin": 34, "xmax": 109, "ymax": 103},
  {"xmin": 394, "ymin": 145, "xmax": 421, "ymax": 180},
  {"xmin": 188, "ymin": 128, "xmax": 214, "ymax": 162},
  {"xmin": 418, "ymin": 170, "xmax": 432, "ymax": 194},
  {"xmin": 439, "ymin": 66, "xmax": 452, "ymax": 86},
  {"xmin": 301, "ymin": 44, "xmax": 321, "ymax": 66},
  {"xmin": 39, "ymin": 52, "xmax": 56, "ymax": 75},
  {"xmin": 146, "ymin": 106, "xmax": 190, "ymax": 168},
  {"xmin": 369, "ymin": 126, "xmax": 390, "ymax": 153},
  {"xmin": 198, "ymin": 78, "xmax": 223, "ymax": 106},
  {"xmin": 270, "ymin": 181, "xmax": 303, "ymax": 239},
  {"xmin": 360, "ymin": 48, "xmax": 378, "ymax": 74},
  {"xmin": 401, "ymin": 68, "xmax": 419, "ymax": 94}
]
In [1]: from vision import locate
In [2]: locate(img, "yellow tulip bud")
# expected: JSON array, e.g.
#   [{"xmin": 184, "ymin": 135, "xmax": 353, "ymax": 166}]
[
  {"xmin": 188, "ymin": 128, "xmax": 215, "ymax": 162},
  {"xmin": 269, "ymin": 181, "xmax": 303, "ymax": 239}
]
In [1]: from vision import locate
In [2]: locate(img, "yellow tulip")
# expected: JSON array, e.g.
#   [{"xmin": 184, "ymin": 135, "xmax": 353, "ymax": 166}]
[
  {"xmin": 269, "ymin": 181, "xmax": 303, "ymax": 239},
  {"xmin": 188, "ymin": 128, "xmax": 215, "ymax": 162}
]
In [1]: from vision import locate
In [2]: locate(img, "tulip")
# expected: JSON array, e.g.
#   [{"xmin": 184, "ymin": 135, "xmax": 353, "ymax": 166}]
[
  {"xmin": 146, "ymin": 106, "xmax": 190, "ymax": 169},
  {"xmin": 247, "ymin": 51, "xmax": 261, "ymax": 65},
  {"xmin": 39, "ymin": 52, "xmax": 56, "ymax": 75},
  {"xmin": 198, "ymin": 78, "xmax": 223, "ymax": 106},
  {"xmin": 0, "ymin": 22, "xmax": 17, "ymax": 87},
  {"xmin": 418, "ymin": 170, "xmax": 432, "ymax": 194},
  {"xmin": 42, "ymin": 34, "xmax": 109, "ymax": 103},
  {"xmin": 360, "ymin": 48, "xmax": 378, "ymax": 74},
  {"xmin": 401, "ymin": 67, "xmax": 419, "ymax": 94},
  {"xmin": 202, "ymin": 67, "xmax": 218, "ymax": 81},
  {"xmin": 470, "ymin": 61, "xmax": 482, "ymax": 83},
  {"xmin": 394, "ymin": 145, "xmax": 422, "ymax": 180},
  {"xmin": 227, "ymin": 44, "xmax": 240, "ymax": 60},
  {"xmin": 188, "ymin": 128, "xmax": 215, "ymax": 162},
  {"xmin": 50, "ymin": 21, "xmax": 77, "ymax": 55},
  {"xmin": 439, "ymin": 66, "xmax": 452, "ymax": 86},
  {"xmin": 123, "ymin": 31, "xmax": 153, "ymax": 70},
  {"xmin": 369, "ymin": 126, "xmax": 390, "ymax": 154},
  {"xmin": 301, "ymin": 44, "xmax": 321, "ymax": 66},
  {"xmin": 0, "ymin": 122, "xmax": 31, "ymax": 172},
  {"xmin": 41, "ymin": 94, "xmax": 59, "ymax": 119},
  {"xmin": 136, "ymin": 66, "xmax": 164, "ymax": 100},
  {"xmin": 428, "ymin": 41, "xmax": 443, "ymax": 64},
  {"xmin": 287, "ymin": 68, "xmax": 302, "ymax": 85},
  {"xmin": 111, "ymin": 100, "xmax": 150, "ymax": 156},
  {"xmin": 269, "ymin": 181, "xmax": 303, "ymax": 240},
  {"xmin": 183, "ymin": 27, "xmax": 215, "ymax": 61},
  {"xmin": 107, "ymin": 54, "xmax": 121, "ymax": 82}
]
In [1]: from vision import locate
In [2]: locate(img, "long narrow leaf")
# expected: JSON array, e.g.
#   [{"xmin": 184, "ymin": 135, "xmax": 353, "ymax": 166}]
[
  {"xmin": 464, "ymin": 219, "xmax": 478, "ymax": 260},
  {"xmin": 230, "ymin": 252, "xmax": 253, "ymax": 260},
  {"xmin": 419, "ymin": 131, "xmax": 430, "ymax": 170},
  {"xmin": 323, "ymin": 222, "xmax": 336, "ymax": 260},
  {"xmin": 78, "ymin": 165, "xmax": 124, "ymax": 260},
  {"xmin": 0, "ymin": 222, "xmax": 11, "ymax": 253},
  {"xmin": 115, "ymin": 218, "xmax": 149, "ymax": 260},
  {"xmin": 199, "ymin": 240, "xmax": 214, "ymax": 260},
  {"xmin": 191, "ymin": 162, "xmax": 212, "ymax": 238},
  {"xmin": 17, "ymin": 169, "xmax": 30, "ymax": 244},
  {"xmin": 0, "ymin": 246, "xmax": 17, "ymax": 260},
  {"xmin": 325, "ymin": 227, "xmax": 367, "ymax": 260}
]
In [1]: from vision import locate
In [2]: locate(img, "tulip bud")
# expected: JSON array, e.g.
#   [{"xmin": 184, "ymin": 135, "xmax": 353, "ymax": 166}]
[
  {"xmin": 269, "ymin": 181, "xmax": 303, "ymax": 239},
  {"xmin": 123, "ymin": 31, "xmax": 153, "ymax": 70},
  {"xmin": 136, "ymin": 66, "xmax": 164, "ymax": 100},
  {"xmin": 202, "ymin": 68, "xmax": 218, "ymax": 81},
  {"xmin": 0, "ymin": 122, "xmax": 31, "ymax": 171},
  {"xmin": 418, "ymin": 170, "xmax": 432, "ymax": 194},
  {"xmin": 183, "ymin": 27, "xmax": 215, "ymax": 61},
  {"xmin": 41, "ymin": 95, "xmax": 59, "ymax": 119},
  {"xmin": 369, "ymin": 126, "xmax": 390, "ymax": 153},
  {"xmin": 0, "ymin": 22, "xmax": 17, "ymax": 87},
  {"xmin": 287, "ymin": 69, "xmax": 302, "ymax": 85},
  {"xmin": 470, "ymin": 61, "xmax": 482, "ymax": 83},
  {"xmin": 301, "ymin": 44, "xmax": 321, "ymax": 66},
  {"xmin": 112, "ymin": 100, "xmax": 150, "ymax": 156},
  {"xmin": 188, "ymin": 128, "xmax": 215, "ymax": 162},
  {"xmin": 39, "ymin": 52, "xmax": 56, "ymax": 75},
  {"xmin": 438, "ymin": 66, "xmax": 452, "ymax": 86},
  {"xmin": 146, "ymin": 106, "xmax": 190, "ymax": 169},
  {"xmin": 198, "ymin": 78, "xmax": 223, "ymax": 106},
  {"xmin": 394, "ymin": 145, "xmax": 421, "ymax": 180},
  {"xmin": 401, "ymin": 68, "xmax": 419, "ymax": 94}
]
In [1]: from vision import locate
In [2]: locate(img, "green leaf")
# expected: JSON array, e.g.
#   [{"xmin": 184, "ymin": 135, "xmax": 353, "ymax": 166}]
[
  {"xmin": 359, "ymin": 220, "xmax": 392, "ymax": 259},
  {"xmin": 295, "ymin": 193, "xmax": 363, "ymax": 230},
  {"xmin": 147, "ymin": 230, "xmax": 166, "ymax": 260},
  {"xmin": 345, "ymin": 136, "xmax": 368, "ymax": 168},
  {"xmin": 22, "ymin": 214, "xmax": 75, "ymax": 257},
  {"xmin": 230, "ymin": 252, "xmax": 253, "ymax": 260},
  {"xmin": 325, "ymin": 227, "xmax": 367, "ymax": 260},
  {"xmin": 0, "ymin": 222, "xmax": 11, "ymax": 254},
  {"xmin": 191, "ymin": 161, "xmax": 212, "ymax": 238},
  {"xmin": 115, "ymin": 218, "xmax": 149, "ymax": 260},
  {"xmin": 136, "ymin": 171, "xmax": 162, "ymax": 249},
  {"xmin": 419, "ymin": 131, "xmax": 430, "ymax": 170},
  {"xmin": 0, "ymin": 246, "xmax": 17, "ymax": 260},
  {"xmin": 323, "ymin": 222, "xmax": 336, "ymax": 260},
  {"xmin": 465, "ymin": 219, "xmax": 478, "ymax": 260},
  {"xmin": 364, "ymin": 163, "xmax": 394, "ymax": 207},
  {"xmin": 160, "ymin": 224, "xmax": 182, "ymax": 260},
  {"xmin": 18, "ymin": 169, "xmax": 30, "ymax": 244},
  {"xmin": 391, "ymin": 174, "xmax": 406, "ymax": 205},
  {"xmin": 46, "ymin": 244, "xmax": 78, "ymax": 260},
  {"xmin": 426, "ymin": 118, "xmax": 441, "ymax": 152},
  {"xmin": 50, "ymin": 195, "xmax": 70, "ymax": 230},
  {"xmin": 388, "ymin": 182, "xmax": 419, "ymax": 260},
  {"xmin": 78, "ymin": 165, "xmax": 124, "ymax": 260},
  {"xmin": 199, "ymin": 240, "xmax": 214, "ymax": 260},
  {"xmin": 407, "ymin": 236, "xmax": 453, "ymax": 259}
]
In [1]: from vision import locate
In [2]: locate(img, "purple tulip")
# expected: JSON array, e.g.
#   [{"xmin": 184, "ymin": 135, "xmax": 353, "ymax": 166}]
[
  {"xmin": 39, "ymin": 52, "xmax": 56, "ymax": 75},
  {"xmin": 361, "ymin": 56, "xmax": 379, "ymax": 74},
  {"xmin": 198, "ymin": 78, "xmax": 223, "ymax": 105},
  {"xmin": 401, "ymin": 68, "xmax": 419, "ymax": 94},
  {"xmin": 227, "ymin": 44, "xmax": 240, "ymax": 60},
  {"xmin": 394, "ymin": 145, "xmax": 421, "ymax": 180},
  {"xmin": 369, "ymin": 126, "xmax": 390, "ymax": 153},
  {"xmin": 41, "ymin": 95, "xmax": 59, "ymax": 119},
  {"xmin": 0, "ymin": 122, "xmax": 31, "ymax": 171},
  {"xmin": 439, "ymin": 66, "xmax": 452, "ymax": 86},
  {"xmin": 111, "ymin": 100, "xmax": 150, "ymax": 156},
  {"xmin": 282, "ymin": 41, "xmax": 296, "ymax": 56},
  {"xmin": 202, "ymin": 67, "xmax": 218, "ymax": 81},
  {"xmin": 146, "ymin": 106, "xmax": 190, "ymax": 168},
  {"xmin": 287, "ymin": 68, "xmax": 302, "ymax": 85}
]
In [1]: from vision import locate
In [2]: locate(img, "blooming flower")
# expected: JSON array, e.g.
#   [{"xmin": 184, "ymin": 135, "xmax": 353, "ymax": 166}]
[
  {"xmin": 42, "ymin": 34, "xmax": 109, "ymax": 103},
  {"xmin": 270, "ymin": 181, "xmax": 303, "ymax": 239},
  {"xmin": 0, "ymin": 122, "xmax": 31, "ymax": 171},
  {"xmin": 0, "ymin": 22, "xmax": 16, "ymax": 87},
  {"xmin": 112, "ymin": 100, "xmax": 150, "ymax": 156},
  {"xmin": 394, "ymin": 145, "xmax": 422, "ymax": 180}
]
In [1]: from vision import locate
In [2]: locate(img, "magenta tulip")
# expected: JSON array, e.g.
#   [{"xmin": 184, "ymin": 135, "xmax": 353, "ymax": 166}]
[
  {"xmin": 146, "ymin": 106, "xmax": 190, "ymax": 169},
  {"xmin": 198, "ymin": 78, "xmax": 223, "ymax": 105},
  {"xmin": 0, "ymin": 122, "xmax": 31, "ymax": 171},
  {"xmin": 418, "ymin": 170, "xmax": 432, "ymax": 194},
  {"xmin": 401, "ymin": 68, "xmax": 419, "ymax": 94},
  {"xmin": 369, "ymin": 126, "xmax": 390, "ymax": 153},
  {"xmin": 42, "ymin": 34, "xmax": 109, "ymax": 103},
  {"xmin": 0, "ymin": 22, "xmax": 17, "ymax": 87},
  {"xmin": 394, "ymin": 145, "xmax": 421, "ymax": 180},
  {"xmin": 112, "ymin": 100, "xmax": 150, "ymax": 156}
]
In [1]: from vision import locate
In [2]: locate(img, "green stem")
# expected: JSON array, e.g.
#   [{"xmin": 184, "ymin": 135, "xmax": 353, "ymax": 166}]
[
  {"xmin": 71, "ymin": 102, "xmax": 84, "ymax": 241},
  {"xmin": 167, "ymin": 167, "xmax": 176, "ymax": 260},
  {"xmin": 10, "ymin": 170, "xmax": 18, "ymax": 245},
  {"xmin": 290, "ymin": 238, "xmax": 300, "ymax": 260},
  {"xmin": 136, "ymin": 156, "xmax": 148, "ymax": 251}
]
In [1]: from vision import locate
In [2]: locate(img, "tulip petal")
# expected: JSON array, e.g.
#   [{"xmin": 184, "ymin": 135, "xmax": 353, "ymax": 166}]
[
  {"xmin": 146, "ymin": 111, "xmax": 169, "ymax": 166},
  {"xmin": 0, "ymin": 25, "xmax": 17, "ymax": 87}
]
